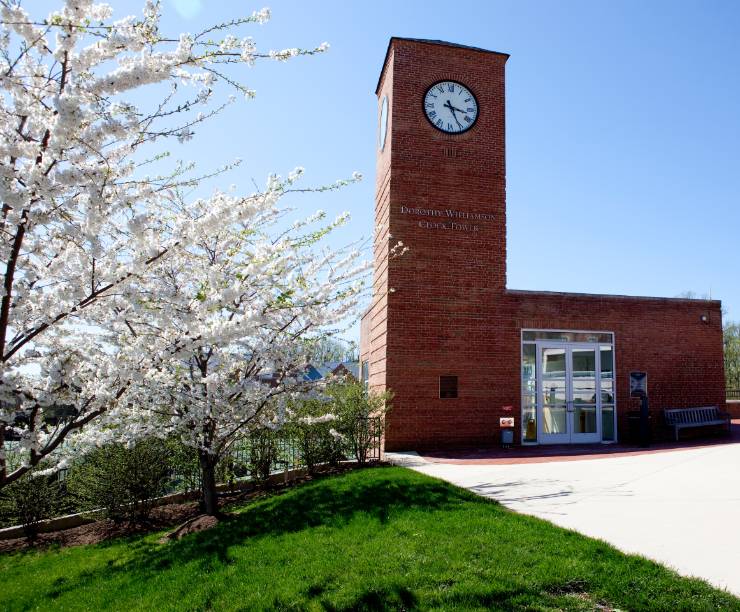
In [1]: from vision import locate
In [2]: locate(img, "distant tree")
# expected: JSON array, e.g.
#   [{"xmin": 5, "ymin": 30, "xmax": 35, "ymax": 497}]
[
  {"xmin": 725, "ymin": 322, "xmax": 740, "ymax": 391},
  {"xmin": 676, "ymin": 291, "xmax": 704, "ymax": 300},
  {"xmin": 308, "ymin": 337, "xmax": 358, "ymax": 364},
  {"xmin": 676, "ymin": 292, "xmax": 738, "ymax": 391}
]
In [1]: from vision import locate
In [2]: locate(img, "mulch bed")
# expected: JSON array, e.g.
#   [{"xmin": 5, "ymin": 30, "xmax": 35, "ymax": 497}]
[
  {"xmin": 0, "ymin": 462, "xmax": 374, "ymax": 554},
  {"xmin": 0, "ymin": 501, "xmax": 202, "ymax": 554}
]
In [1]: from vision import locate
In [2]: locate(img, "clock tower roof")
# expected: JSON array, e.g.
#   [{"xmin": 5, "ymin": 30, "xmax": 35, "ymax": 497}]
[{"xmin": 375, "ymin": 37, "xmax": 510, "ymax": 94}]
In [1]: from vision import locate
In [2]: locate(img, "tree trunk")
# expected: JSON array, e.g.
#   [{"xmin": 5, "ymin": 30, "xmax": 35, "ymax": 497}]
[
  {"xmin": 198, "ymin": 450, "xmax": 219, "ymax": 516},
  {"xmin": 0, "ymin": 425, "xmax": 6, "ymax": 487}
]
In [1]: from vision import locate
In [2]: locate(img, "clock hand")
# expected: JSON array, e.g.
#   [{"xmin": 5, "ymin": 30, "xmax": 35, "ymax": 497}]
[{"xmin": 444, "ymin": 100, "xmax": 464, "ymax": 129}]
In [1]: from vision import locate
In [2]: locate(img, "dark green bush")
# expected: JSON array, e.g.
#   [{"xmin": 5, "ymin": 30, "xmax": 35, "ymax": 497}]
[
  {"xmin": 290, "ymin": 399, "xmax": 345, "ymax": 474},
  {"xmin": 164, "ymin": 438, "xmax": 201, "ymax": 493},
  {"xmin": 247, "ymin": 429, "xmax": 278, "ymax": 484},
  {"xmin": 296, "ymin": 422, "xmax": 344, "ymax": 474},
  {"xmin": 0, "ymin": 471, "xmax": 63, "ymax": 538},
  {"xmin": 329, "ymin": 380, "xmax": 391, "ymax": 465},
  {"xmin": 67, "ymin": 438, "xmax": 170, "ymax": 523},
  {"xmin": 286, "ymin": 381, "xmax": 390, "ymax": 471}
]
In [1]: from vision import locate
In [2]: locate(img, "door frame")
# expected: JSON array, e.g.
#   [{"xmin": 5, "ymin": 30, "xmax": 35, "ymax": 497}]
[{"xmin": 536, "ymin": 341, "xmax": 602, "ymax": 444}]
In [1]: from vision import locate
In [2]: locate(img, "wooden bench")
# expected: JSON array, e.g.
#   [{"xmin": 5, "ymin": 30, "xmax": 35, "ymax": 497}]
[{"xmin": 663, "ymin": 406, "xmax": 731, "ymax": 441}]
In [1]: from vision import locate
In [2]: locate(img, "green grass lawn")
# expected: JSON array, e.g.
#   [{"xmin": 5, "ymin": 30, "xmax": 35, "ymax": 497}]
[{"xmin": 1, "ymin": 466, "xmax": 737, "ymax": 611}]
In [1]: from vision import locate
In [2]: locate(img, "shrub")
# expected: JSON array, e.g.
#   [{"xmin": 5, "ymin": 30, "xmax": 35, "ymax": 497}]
[
  {"xmin": 330, "ymin": 380, "xmax": 391, "ymax": 465},
  {"xmin": 247, "ymin": 429, "xmax": 279, "ymax": 484},
  {"xmin": 0, "ymin": 471, "xmax": 63, "ymax": 538},
  {"xmin": 219, "ymin": 448, "xmax": 252, "ymax": 489},
  {"xmin": 165, "ymin": 439, "xmax": 201, "ymax": 494},
  {"xmin": 298, "ymin": 422, "xmax": 344, "ymax": 474},
  {"xmin": 67, "ymin": 438, "xmax": 170, "ymax": 523},
  {"xmin": 290, "ymin": 399, "xmax": 345, "ymax": 474}
]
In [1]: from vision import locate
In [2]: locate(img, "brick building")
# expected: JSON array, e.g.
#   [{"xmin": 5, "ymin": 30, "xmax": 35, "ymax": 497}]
[{"xmin": 359, "ymin": 37, "xmax": 726, "ymax": 451}]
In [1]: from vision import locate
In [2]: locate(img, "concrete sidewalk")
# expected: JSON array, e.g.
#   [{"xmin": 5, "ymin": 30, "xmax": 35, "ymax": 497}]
[{"xmin": 387, "ymin": 442, "xmax": 740, "ymax": 596}]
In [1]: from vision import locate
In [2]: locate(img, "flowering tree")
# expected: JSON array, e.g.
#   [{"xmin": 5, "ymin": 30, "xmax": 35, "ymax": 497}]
[
  {"xmin": 101, "ymin": 177, "xmax": 367, "ymax": 515},
  {"xmin": 0, "ymin": 0, "xmax": 337, "ymax": 490}
]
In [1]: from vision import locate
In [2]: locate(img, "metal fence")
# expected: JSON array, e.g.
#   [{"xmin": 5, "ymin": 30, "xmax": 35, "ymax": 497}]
[
  {"xmin": 201, "ymin": 416, "xmax": 383, "ymax": 491},
  {"xmin": 728, "ymin": 389, "xmax": 740, "ymax": 400},
  {"xmin": 3, "ymin": 441, "xmax": 23, "ymax": 474},
  {"xmin": 3, "ymin": 417, "xmax": 383, "ymax": 492},
  {"xmin": 3, "ymin": 441, "xmax": 73, "ymax": 483}
]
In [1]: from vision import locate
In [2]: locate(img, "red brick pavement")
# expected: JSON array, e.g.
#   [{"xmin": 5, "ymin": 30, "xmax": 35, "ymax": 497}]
[{"xmin": 409, "ymin": 420, "xmax": 740, "ymax": 465}]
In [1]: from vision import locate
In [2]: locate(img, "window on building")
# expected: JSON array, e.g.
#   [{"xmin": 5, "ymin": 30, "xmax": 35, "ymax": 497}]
[
  {"xmin": 522, "ymin": 330, "xmax": 613, "ymax": 343},
  {"xmin": 440, "ymin": 375, "xmax": 458, "ymax": 399}
]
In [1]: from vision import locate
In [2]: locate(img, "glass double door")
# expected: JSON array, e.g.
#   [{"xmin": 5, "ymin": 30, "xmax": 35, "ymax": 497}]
[{"xmin": 538, "ymin": 342, "xmax": 602, "ymax": 444}]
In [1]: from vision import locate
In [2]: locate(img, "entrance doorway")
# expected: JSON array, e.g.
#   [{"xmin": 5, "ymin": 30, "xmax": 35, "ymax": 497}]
[
  {"xmin": 538, "ymin": 343, "xmax": 602, "ymax": 443},
  {"xmin": 521, "ymin": 330, "xmax": 616, "ymax": 445}
]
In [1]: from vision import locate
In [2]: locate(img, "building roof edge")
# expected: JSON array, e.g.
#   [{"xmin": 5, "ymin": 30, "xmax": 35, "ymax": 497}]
[
  {"xmin": 375, "ymin": 37, "xmax": 510, "ymax": 95},
  {"xmin": 506, "ymin": 288, "xmax": 722, "ymax": 306}
]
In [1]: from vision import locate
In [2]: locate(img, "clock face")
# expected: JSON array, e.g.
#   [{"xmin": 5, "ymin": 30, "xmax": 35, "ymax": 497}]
[
  {"xmin": 423, "ymin": 81, "xmax": 478, "ymax": 134},
  {"xmin": 378, "ymin": 95, "xmax": 388, "ymax": 151}
]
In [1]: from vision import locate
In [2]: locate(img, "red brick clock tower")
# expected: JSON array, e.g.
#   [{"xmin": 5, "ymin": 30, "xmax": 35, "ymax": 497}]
[
  {"xmin": 364, "ymin": 38, "xmax": 511, "ymax": 450},
  {"xmin": 360, "ymin": 37, "xmax": 725, "ymax": 451}
]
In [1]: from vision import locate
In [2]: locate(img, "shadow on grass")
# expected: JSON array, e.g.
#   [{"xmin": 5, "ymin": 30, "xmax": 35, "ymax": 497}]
[
  {"xmin": 320, "ymin": 585, "xmax": 540, "ymax": 612},
  {"xmin": 167, "ymin": 469, "xmax": 476, "ymax": 565},
  {"xmin": 303, "ymin": 583, "xmax": 551, "ymax": 611},
  {"xmin": 307, "ymin": 584, "xmax": 419, "ymax": 611},
  {"xmin": 45, "ymin": 468, "xmax": 484, "ymax": 600}
]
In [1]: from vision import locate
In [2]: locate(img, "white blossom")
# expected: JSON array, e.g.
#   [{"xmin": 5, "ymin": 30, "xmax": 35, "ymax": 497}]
[
  {"xmin": 0, "ymin": 0, "xmax": 363, "ymax": 489},
  {"xmin": 298, "ymin": 414, "xmax": 337, "ymax": 425}
]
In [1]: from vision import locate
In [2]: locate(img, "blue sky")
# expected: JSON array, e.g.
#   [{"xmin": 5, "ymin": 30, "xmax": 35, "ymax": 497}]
[{"xmin": 37, "ymin": 1, "xmax": 740, "ymax": 326}]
